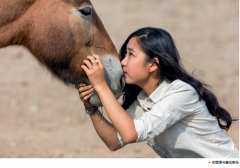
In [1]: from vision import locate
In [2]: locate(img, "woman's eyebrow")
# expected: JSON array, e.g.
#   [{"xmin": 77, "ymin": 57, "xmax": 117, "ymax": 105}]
[{"xmin": 127, "ymin": 47, "xmax": 135, "ymax": 53}]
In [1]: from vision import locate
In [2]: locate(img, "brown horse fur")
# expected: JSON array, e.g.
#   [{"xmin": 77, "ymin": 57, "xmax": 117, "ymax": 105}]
[{"xmin": 0, "ymin": 0, "xmax": 119, "ymax": 86}]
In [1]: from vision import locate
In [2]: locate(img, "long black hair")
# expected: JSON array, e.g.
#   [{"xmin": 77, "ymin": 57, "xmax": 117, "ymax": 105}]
[{"xmin": 119, "ymin": 27, "xmax": 237, "ymax": 131}]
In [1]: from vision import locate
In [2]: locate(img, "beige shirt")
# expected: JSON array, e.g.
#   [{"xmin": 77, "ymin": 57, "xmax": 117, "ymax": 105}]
[{"xmin": 117, "ymin": 79, "xmax": 239, "ymax": 158}]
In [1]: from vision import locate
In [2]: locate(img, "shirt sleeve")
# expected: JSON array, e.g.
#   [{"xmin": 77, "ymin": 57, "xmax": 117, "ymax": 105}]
[
  {"xmin": 116, "ymin": 101, "xmax": 136, "ymax": 148},
  {"xmin": 134, "ymin": 85, "xmax": 198, "ymax": 142},
  {"xmin": 117, "ymin": 131, "xmax": 127, "ymax": 148}
]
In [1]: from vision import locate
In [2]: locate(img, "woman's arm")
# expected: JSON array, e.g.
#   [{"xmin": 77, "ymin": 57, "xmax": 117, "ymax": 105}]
[
  {"xmin": 89, "ymin": 109, "xmax": 122, "ymax": 151},
  {"xmin": 77, "ymin": 84, "xmax": 121, "ymax": 151},
  {"xmin": 96, "ymin": 85, "xmax": 138, "ymax": 144},
  {"xmin": 81, "ymin": 54, "xmax": 138, "ymax": 144}
]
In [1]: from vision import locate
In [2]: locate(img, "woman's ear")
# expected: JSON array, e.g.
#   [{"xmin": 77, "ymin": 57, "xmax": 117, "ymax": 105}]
[
  {"xmin": 149, "ymin": 57, "xmax": 160, "ymax": 72},
  {"xmin": 153, "ymin": 57, "xmax": 160, "ymax": 66}
]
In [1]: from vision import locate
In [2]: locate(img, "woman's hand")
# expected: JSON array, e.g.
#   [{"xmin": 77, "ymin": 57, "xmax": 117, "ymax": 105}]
[
  {"xmin": 81, "ymin": 54, "xmax": 107, "ymax": 91},
  {"xmin": 76, "ymin": 83, "xmax": 95, "ymax": 108}
]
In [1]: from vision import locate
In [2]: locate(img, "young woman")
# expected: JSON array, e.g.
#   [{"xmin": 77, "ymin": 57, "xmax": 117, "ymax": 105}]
[{"xmin": 76, "ymin": 27, "xmax": 239, "ymax": 158}]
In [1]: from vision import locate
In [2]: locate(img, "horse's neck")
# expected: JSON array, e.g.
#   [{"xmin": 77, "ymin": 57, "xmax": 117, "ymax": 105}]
[{"xmin": 0, "ymin": 0, "xmax": 36, "ymax": 48}]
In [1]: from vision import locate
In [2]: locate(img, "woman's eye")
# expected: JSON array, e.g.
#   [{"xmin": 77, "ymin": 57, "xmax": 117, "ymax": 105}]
[{"xmin": 129, "ymin": 52, "xmax": 133, "ymax": 56}]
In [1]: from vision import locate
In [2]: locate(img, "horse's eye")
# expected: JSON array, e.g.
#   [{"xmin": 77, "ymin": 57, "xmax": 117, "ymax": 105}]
[{"xmin": 79, "ymin": 7, "xmax": 92, "ymax": 16}]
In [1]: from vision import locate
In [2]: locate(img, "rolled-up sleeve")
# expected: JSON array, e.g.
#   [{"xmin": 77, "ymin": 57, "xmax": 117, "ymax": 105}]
[
  {"xmin": 116, "ymin": 102, "xmax": 136, "ymax": 148},
  {"xmin": 117, "ymin": 131, "xmax": 127, "ymax": 148},
  {"xmin": 134, "ymin": 86, "xmax": 198, "ymax": 142}
]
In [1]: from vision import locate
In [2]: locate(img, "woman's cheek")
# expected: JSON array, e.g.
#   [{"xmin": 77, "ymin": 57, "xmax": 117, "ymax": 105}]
[
  {"xmin": 129, "ymin": 68, "xmax": 145, "ymax": 82},
  {"xmin": 135, "ymin": 70, "xmax": 147, "ymax": 81},
  {"xmin": 124, "ymin": 67, "xmax": 136, "ymax": 84}
]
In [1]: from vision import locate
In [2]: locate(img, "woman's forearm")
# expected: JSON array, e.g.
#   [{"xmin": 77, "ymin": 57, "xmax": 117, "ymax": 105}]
[
  {"xmin": 90, "ymin": 109, "xmax": 121, "ymax": 151},
  {"xmin": 96, "ymin": 84, "xmax": 138, "ymax": 144},
  {"xmin": 80, "ymin": 54, "xmax": 137, "ymax": 144}
]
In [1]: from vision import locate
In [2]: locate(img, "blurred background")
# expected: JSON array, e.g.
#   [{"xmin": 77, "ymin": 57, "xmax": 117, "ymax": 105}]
[{"xmin": 0, "ymin": 0, "xmax": 238, "ymax": 158}]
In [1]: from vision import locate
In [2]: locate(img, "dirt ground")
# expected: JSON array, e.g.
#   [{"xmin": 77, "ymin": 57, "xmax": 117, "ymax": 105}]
[{"xmin": 0, "ymin": 0, "xmax": 238, "ymax": 158}]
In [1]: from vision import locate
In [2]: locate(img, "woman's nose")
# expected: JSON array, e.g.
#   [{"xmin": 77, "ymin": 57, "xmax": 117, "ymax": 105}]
[{"xmin": 121, "ymin": 56, "xmax": 127, "ymax": 66}]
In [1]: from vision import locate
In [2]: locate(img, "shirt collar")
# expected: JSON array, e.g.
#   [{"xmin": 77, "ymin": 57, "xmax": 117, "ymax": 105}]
[{"xmin": 137, "ymin": 78, "xmax": 172, "ymax": 111}]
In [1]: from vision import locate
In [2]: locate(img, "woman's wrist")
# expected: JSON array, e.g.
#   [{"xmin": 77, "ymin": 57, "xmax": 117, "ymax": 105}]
[
  {"xmin": 84, "ymin": 102, "xmax": 94, "ymax": 108},
  {"xmin": 94, "ymin": 83, "xmax": 108, "ymax": 93},
  {"xmin": 84, "ymin": 104, "xmax": 98, "ymax": 115}
]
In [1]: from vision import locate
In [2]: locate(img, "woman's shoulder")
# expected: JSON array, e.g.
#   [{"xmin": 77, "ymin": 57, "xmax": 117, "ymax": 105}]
[
  {"xmin": 169, "ymin": 79, "xmax": 196, "ymax": 93},
  {"xmin": 162, "ymin": 79, "xmax": 198, "ymax": 101},
  {"xmin": 148, "ymin": 78, "xmax": 197, "ymax": 103},
  {"xmin": 126, "ymin": 99, "xmax": 145, "ymax": 119}
]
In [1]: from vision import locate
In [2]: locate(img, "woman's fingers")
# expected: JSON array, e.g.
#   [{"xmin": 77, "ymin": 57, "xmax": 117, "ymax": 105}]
[
  {"xmin": 78, "ymin": 85, "xmax": 94, "ymax": 101},
  {"xmin": 87, "ymin": 55, "xmax": 97, "ymax": 65},
  {"xmin": 87, "ymin": 55, "xmax": 100, "ymax": 69},
  {"xmin": 79, "ymin": 87, "xmax": 94, "ymax": 99},
  {"xmin": 83, "ymin": 59, "xmax": 93, "ymax": 69},
  {"xmin": 92, "ymin": 54, "xmax": 103, "ymax": 68},
  {"xmin": 81, "ymin": 54, "xmax": 106, "ymax": 90},
  {"xmin": 76, "ymin": 83, "xmax": 94, "ymax": 107},
  {"xmin": 81, "ymin": 64, "xmax": 90, "ymax": 75},
  {"xmin": 80, "ymin": 83, "xmax": 86, "ymax": 87},
  {"xmin": 79, "ymin": 90, "xmax": 94, "ymax": 102},
  {"xmin": 75, "ymin": 83, "xmax": 86, "ymax": 89},
  {"xmin": 78, "ymin": 85, "xmax": 92, "ymax": 93},
  {"xmin": 82, "ymin": 91, "xmax": 94, "ymax": 101}
]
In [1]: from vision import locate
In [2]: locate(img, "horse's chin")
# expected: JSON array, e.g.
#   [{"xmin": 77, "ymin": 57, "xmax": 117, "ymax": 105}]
[
  {"xmin": 51, "ymin": 69, "xmax": 88, "ymax": 86},
  {"xmin": 49, "ymin": 59, "xmax": 125, "ymax": 107},
  {"xmin": 57, "ymin": 75, "xmax": 123, "ymax": 107},
  {"xmin": 89, "ymin": 94, "xmax": 103, "ymax": 107},
  {"xmin": 60, "ymin": 77, "xmax": 102, "ymax": 107},
  {"xmin": 89, "ymin": 89, "xmax": 122, "ymax": 107}
]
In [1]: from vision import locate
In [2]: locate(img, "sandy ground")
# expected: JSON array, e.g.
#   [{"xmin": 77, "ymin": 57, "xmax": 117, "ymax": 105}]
[{"xmin": 0, "ymin": 0, "xmax": 238, "ymax": 158}]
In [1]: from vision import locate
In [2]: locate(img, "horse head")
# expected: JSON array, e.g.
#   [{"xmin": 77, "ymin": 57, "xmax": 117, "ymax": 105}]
[{"xmin": 0, "ymin": 0, "xmax": 125, "ymax": 106}]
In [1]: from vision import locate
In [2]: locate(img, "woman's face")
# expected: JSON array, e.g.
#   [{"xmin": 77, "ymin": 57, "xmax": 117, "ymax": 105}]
[{"xmin": 121, "ymin": 37, "xmax": 149, "ymax": 85}]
